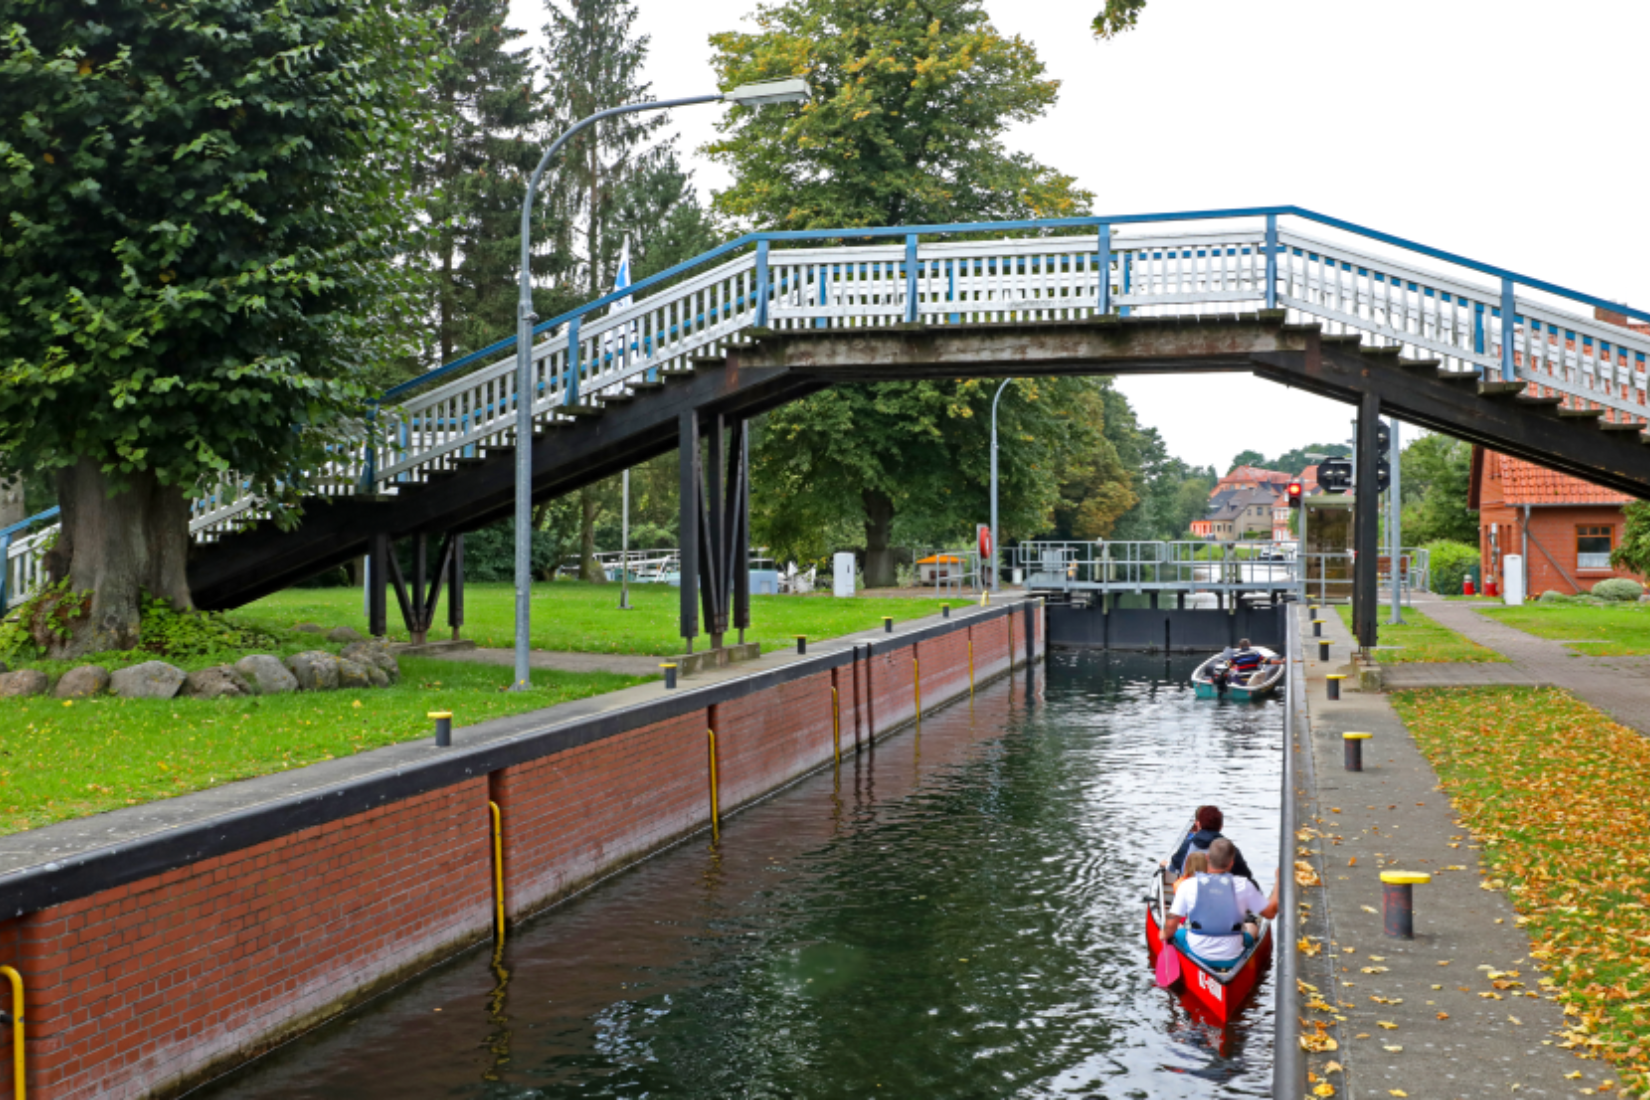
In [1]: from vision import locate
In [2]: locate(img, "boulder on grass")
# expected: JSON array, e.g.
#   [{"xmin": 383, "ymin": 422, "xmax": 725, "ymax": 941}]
[
  {"xmin": 55, "ymin": 666, "xmax": 111, "ymax": 699},
  {"xmin": 234, "ymin": 654, "xmax": 298, "ymax": 695},
  {"xmin": 0, "ymin": 669, "xmax": 49, "ymax": 697},
  {"xmin": 364, "ymin": 665, "xmax": 389, "ymax": 688},
  {"xmin": 285, "ymin": 651, "xmax": 339, "ymax": 692},
  {"xmin": 111, "ymin": 661, "xmax": 186, "ymax": 700},
  {"xmin": 183, "ymin": 666, "xmax": 253, "ymax": 699},
  {"xmin": 340, "ymin": 641, "xmax": 400, "ymax": 684},
  {"xmin": 334, "ymin": 658, "xmax": 372, "ymax": 690},
  {"xmin": 326, "ymin": 626, "xmax": 365, "ymax": 643},
  {"xmin": 292, "ymin": 623, "xmax": 326, "ymax": 634}
]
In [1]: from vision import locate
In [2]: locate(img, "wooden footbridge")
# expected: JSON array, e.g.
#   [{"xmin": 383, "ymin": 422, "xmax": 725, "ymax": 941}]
[{"xmin": 7, "ymin": 206, "xmax": 1649, "ymax": 648}]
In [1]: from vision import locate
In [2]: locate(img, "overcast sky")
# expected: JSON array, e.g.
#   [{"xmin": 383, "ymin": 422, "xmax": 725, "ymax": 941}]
[{"xmin": 507, "ymin": 0, "xmax": 1649, "ymax": 471}]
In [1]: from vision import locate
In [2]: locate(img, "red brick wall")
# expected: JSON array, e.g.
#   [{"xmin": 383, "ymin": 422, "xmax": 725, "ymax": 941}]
[
  {"xmin": 1479, "ymin": 505, "xmax": 1640, "ymax": 595},
  {"xmin": 0, "ymin": 607, "xmax": 1038, "ymax": 1099}
]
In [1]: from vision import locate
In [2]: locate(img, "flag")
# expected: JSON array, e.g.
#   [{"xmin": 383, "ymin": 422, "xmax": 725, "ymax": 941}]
[{"xmin": 604, "ymin": 235, "xmax": 634, "ymax": 370}]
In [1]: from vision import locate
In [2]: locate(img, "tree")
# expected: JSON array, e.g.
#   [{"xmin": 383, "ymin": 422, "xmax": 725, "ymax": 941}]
[
  {"xmin": 1399, "ymin": 433, "xmax": 1476, "ymax": 544},
  {"xmin": 0, "ymin": 1, "xmax": 441, "ymax": 655},
  {"xmin": 1093, "ymin": 0, "xmax": 1150, "ymax": 38},
  {"xmin": 409, "ymin": 0, "xmax": 546, "ymax": 372},
  {"xmin": 1228, "ymin": 450, "xmax": 1267, "ymax": 473},
  {"xmin": 710, "ymin": 0, "xmax": 1100, "ymax": 584},
  {"xmin": 541, "ymin": 0, "xmax": 714, "ymax": 580},
  {"xmin": 1611, "ymin": 501, "xmax": 1650, "ymax": 578}
]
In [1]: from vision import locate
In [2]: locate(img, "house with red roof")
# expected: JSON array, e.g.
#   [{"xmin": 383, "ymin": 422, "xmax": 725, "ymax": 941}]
[{"xmin": 1468, "ymin": 447, "xmax": 1641, "ymax": 595}]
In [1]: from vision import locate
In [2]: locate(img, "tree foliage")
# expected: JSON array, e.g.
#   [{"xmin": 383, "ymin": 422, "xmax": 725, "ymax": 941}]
[
  {"xmin": 1399, "ymin": 433, "xmax": 1476, "ymax": 545},
  {"xmin": 1611, "ymin": 501, "xmax": 1650, "ymax": 579},
  {"xmin": 0, "ymin": 0, "xmax": 443, "ymax": 652},
  {"xmin": 707, "ymin": 0, "xmax": 1092, "ymax": 230},
  {"xmin": 1092, "ymin": 0, "xmax": 1149, "ymax": 39}
]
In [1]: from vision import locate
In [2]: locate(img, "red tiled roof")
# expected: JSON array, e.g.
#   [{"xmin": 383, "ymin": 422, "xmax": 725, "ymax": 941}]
[
  {"xmin": 1490, "ymin": 451, "xmax": 1633, "ymax": 506},
  {"xmin": 1223, "ymin": 465, "xmax": 1292, "ymax": 484}
]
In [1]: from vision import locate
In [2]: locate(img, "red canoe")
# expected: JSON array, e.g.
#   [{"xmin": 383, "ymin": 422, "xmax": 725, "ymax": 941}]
[{"xmin": 1145, "ymin": 862, "xmax": 1273, "ymax": 1024}]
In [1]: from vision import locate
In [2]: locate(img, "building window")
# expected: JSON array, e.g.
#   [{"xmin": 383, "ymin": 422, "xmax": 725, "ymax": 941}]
[{"xmin": 1577, "ymin": 525, "xmax": 1613, "ymax": 570}]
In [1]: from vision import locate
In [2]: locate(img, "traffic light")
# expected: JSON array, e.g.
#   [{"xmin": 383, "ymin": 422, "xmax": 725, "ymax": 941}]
[
  {"xmin": 1351, "ymin": 420, "xmax": 1393, "ymax": 494},
  {"xmin": 1286, "ymin": 479, "xmax": 1304, "ymax": 508}
]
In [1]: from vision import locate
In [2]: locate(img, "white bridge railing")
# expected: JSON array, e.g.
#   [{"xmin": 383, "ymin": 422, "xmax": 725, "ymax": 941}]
[{"xmin": 9, "ymin": 207, "xmax": 1649, "ymax": 610}]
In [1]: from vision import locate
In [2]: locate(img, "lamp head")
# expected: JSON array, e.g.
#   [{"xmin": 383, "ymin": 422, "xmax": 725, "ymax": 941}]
[{"xmin": 724, "ymin": 78, "xmax": 812, "ymax": 106}]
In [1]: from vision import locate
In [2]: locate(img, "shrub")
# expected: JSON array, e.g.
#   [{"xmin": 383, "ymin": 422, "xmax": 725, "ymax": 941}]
[
  {"xmin": 1423, "ymin": 540, "xmax": 1478, "ymax": 595},
  {"xmin": 1539, "ymin": 590, "xmax": 1572, "ymax": 603},
  {"xmin": 1591, "ymin": 577, "xmax": 1644, "ymax": 602}
]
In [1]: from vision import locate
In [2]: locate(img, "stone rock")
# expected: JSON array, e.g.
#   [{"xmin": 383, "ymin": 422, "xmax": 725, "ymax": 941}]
[
  {"xmin": 292, "ymin": 623, "xmax": 326, "ymax": 634},
  {"xmin": 110, "ymin": 661, "xmax": 187, "ymax": 700},
  {"xmin": 364, "ymin": 664, "xmax": 389, "ymax": 689},
  {"xmin": 182, "ymin": 666, "xmax": 253, "ymax": 699},
  {"xmin": 340, "ymin": 641, "xmax": 400, "ymax": 684},
  {"xmin": 0, "ymin": 669, "xmax": 49, "ymax": 697},
  {"xmin": 284, "ymin": 651, "xmax": 339, "ymax": 692},
  {"xmin": 334, "ymin": 658, "xmax": 372, "ymax": 690},
  {"xmin": 54, "ymin": 665, "xmax": 111, "ymax": 699},
  {"xmin": 326, "ymin": 626, "xmax": 365, "ymax": 643},
  {"xmin": 234, "ymin": 654, "xmax": 299, "ymax": 695}
]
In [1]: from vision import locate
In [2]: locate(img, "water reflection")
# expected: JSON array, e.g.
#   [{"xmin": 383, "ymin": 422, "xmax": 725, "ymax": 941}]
[{"xmin": 194, "ymin": 650, "xmax": 1279, "ymax": 1099}]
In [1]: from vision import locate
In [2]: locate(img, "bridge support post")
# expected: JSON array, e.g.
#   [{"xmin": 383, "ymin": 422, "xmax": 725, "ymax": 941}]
[
  {"xmin": 679, "ymin": 412, "xmax": 701, "ymax": 652},
  {"xmin": 374, "ymin": 531, "xmax": 463, "ymax": 646},
  {"xmin": 1354, "ymin": 391, "xmax": 1381, "ymax": 650},
  {"xmin": 369, "ymin": 533, "xmax": 389, "ymax": 639},
  {"xmin": 681, "ymin": 412, "xmax": 751, "ymax": 652}
]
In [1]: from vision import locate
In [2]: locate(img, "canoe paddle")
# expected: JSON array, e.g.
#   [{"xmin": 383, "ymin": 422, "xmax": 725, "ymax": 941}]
[{"xmin": 1155, "ymin": 942, "xmax": 1181, "ymax": 987}]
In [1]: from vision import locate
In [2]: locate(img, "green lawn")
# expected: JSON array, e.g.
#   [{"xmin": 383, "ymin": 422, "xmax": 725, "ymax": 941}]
[
  {"xmin": 237, "ymin": 581, "xmax": 957, "ymax": 656},
  {"xmin": 1333, "ymin": 605, "xmax": 1506, "ymax": 663},
  {"xmin": 1391, "ymin": 687, "xmax": 1650, "ymax": 1091},
  {"xmin": 0, "ymin": 657, "xmax": 644, "ymax": 836},
  {"xmin": 1481, "ymin": 602, "xmax": 1650, "ymax": 656}
]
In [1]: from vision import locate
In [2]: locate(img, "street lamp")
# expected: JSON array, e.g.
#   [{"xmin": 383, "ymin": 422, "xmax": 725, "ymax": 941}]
[
  {"xmin": 511, "ymin": 79, "xmax": 810, "ymax": 689},
  {"xmin": 989, "ymin": 379, "xmax": 1013, "ymax": 592}
]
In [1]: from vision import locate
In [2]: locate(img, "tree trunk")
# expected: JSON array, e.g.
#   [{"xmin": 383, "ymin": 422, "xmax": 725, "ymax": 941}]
[
  {"xmin": 578, "ymin": 485, "xmax": 606, "ymax": 583},
  {"xmin": 39, "ymin": 458, "xmax": 192, "ymax": 657},
  {"xmin": 863, "ymin": 488, "xmax": 897, "ymax": 588}
]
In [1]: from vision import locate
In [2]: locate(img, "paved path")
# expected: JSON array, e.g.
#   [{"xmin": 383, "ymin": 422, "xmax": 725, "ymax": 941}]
[
  {"xmin": 1414, "ymin": 596, "xmax": 1650, "ymax": 734},
  {"xmin": 430, "ymin": 647, "xmax": 668, "ymax": 677},
  {"xmin": 1296, "ymin": 605, "xmax": 1594, "ymax": 1099}
]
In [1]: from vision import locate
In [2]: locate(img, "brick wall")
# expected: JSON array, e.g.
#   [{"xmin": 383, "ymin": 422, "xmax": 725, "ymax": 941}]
[
  {"xmin": 0, "ymin": 604, "xmax": 1039, "ymax": 1099},
  {"xmin": 1479, "ymin": 504, "xmax": 1640, "ymax": 595}
]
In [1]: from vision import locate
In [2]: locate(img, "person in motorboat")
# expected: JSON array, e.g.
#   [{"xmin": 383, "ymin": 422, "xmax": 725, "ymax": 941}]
[
  {"xmin": 1163, "ymin": 838, "xmax": 1279, "ymax": 971},
  {"xmin": 1227, "ymin": 637, "xmax": 1283, "ymax": 686},
  {"xmin": 1167, "ymin": 805, "xmax": 1257, "ymax": 885}
]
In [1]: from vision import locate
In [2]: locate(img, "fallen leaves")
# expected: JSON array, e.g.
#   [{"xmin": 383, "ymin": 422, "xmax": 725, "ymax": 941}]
[{"xmin": 1295, "ymin": 860, "xmax": 1323, "ymax": 887}]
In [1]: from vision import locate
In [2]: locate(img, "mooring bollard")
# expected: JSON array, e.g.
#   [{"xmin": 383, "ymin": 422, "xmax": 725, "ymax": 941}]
[
  {"xmin": 884, "ymin": 616, "xmax": 894, "ymax": 634},
  {"xmin": 429, "ymin": 710, "xmax": 452, "ymax": 747},
  {"xmin": 660, "ymin": 663, "xmax": 678, "ymax": 689},
  {"xmin": 1312, "ymin": 618, "xmax": 1324, "ymax": 638},
  {"xmin": 1309, "ymin": 604, "xmax": 1321, "ymax": 619},
  {"xmin": 1380, "ymin": 870, "xmax": 1431, "ymax": 938},
  {"xmin": 1326, "ymin": 673, "xmax": 1346, "ymax": 701},
  {"xmin": 1343, "ymin": 731, "xmax": 1371, "ymax": 771},
  {"xmin": 1318, "ymin": 640, "xmax": 1332, "ymax": 662},
  {"xmin": 796, "ymin": 635, "xmax": 807, "ymax": 655},
  {"xmin": 942, "ymin": 603, "xmax": 950, "ymax": 619}
]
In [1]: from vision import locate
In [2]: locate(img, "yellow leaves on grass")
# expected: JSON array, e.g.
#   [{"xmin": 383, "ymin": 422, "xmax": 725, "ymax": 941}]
[{"xmin": 1392, "ymin": 686, "xmax": 1650, "ymax": 1094}]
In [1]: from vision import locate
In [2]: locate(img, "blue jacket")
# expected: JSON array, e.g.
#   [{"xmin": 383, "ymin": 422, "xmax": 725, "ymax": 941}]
[{"xmin": 1169, "ymin": 828, "xmax": 1256, "ymax": 883}]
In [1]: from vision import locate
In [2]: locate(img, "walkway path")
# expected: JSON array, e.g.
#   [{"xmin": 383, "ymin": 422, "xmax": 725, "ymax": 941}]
[
  {"xmin": 1297, "ymin": 606, "xmax": 1591, "ymax": 1099},
  {"xmin": 1410, "ymin": 595, "xmax": 1650, "ymax": 735}
]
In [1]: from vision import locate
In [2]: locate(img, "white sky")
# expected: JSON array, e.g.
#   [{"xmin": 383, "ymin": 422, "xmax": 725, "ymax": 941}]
[{"xmin": 508, "ymin": 0, "xmax": 1650, "ymax": 471}]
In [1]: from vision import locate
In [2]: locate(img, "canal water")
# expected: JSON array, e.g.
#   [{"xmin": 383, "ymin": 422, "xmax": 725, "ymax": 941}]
[{"xmin": 196, "ymin": 652, "xmax": 1282, "ymax": 1099}]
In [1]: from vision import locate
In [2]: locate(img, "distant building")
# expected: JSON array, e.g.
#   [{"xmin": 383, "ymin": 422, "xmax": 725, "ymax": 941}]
[
  {"xmin": 1468, "ymin": 447, "xmax": 1641, "ymax": 595},
  {"xmin": 1193, "ymin": 485, "xmax": 1281, "ymax": 540}
]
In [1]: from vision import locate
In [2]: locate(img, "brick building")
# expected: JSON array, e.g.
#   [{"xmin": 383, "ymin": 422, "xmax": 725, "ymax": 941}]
[{"xmin": 1468, "ymin": 447, "xmax": 1641, "ymax": 595}]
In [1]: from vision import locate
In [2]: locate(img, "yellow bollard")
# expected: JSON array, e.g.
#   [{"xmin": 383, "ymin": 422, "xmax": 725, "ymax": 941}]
[
  {"xmin": 488, "ymin": 801, "xmax": 505, "ymax": 946},
  {"xmin": 706, "ymin": 728, "xmax": 721, "ymax": 844},
  {"xmin": 831, "ymin": 685, "xmax": 842, "ymax": 764},
  {"xmin": 1, "ymin": 964, "xmax": 22, "ymax": 1100}
]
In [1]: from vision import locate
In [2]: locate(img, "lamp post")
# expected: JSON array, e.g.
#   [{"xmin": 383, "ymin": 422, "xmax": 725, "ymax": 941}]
[
  {"xmin": 511, "ymin": 80, "xmax": 810, "ymax": 690},
  {"xmin": 989, "ymin": 379, "xmax": 1012, "ymax": 592}
]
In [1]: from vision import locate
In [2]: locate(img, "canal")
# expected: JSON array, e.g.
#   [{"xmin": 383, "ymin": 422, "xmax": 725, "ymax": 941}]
[{"xmin": 196, "ymin": 652, "xmax": 1282, "ymax": 1099}]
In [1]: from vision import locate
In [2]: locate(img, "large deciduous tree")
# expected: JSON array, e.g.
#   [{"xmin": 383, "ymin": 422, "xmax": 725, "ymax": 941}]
[
  {"xmin": 0, "ymin": 1, "xmax": 441, "ymax": 655},
  {"xmin": 711, "ymin": 0, "xmax": 1133, "ymax": 584}
]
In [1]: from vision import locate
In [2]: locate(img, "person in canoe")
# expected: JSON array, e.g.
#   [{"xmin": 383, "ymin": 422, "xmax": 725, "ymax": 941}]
[
  {"xmin": 1163, "ymin": 839, "xmax": 1280, "ymax": 971},
  {"xmin": 1167, "ymin": 805, "xmax": 1257, "ymax": 886}
]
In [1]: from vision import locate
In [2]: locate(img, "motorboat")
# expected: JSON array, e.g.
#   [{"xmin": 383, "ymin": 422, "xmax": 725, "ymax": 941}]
[{"xmin": 1191, "ymin": 646, "xmax": 1284, "ymax": 701}]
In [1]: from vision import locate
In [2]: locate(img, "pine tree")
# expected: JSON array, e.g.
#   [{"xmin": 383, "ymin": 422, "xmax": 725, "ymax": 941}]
[
  {"xmin": 408, "ymin": 0, "xmax": 546, "ymax": 371},
  {"xmin": 540, "ymin": 0, "xmax": 719, "ymax": 579}
]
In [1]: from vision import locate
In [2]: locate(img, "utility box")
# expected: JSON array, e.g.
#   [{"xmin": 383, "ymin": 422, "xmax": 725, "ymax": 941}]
[
  {"xmin": 833, "ymin": 552, "xmax": 856, "ymax": 598},
  {"xmin": 1502, "ymin": 554, "xmax": 1525, "ymax": 606}
]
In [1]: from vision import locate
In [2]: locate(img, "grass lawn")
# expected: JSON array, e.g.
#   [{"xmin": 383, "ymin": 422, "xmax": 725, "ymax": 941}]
[
  {"xmin": 1333, "ymin": 606, "xmax": 1506, "ymax": 663},
  {"xmin": 1482, "ymin": 602, "xmax": 1650, "ymax": 656},
  {"xmin": 0, "ymin": 657, "xmax": 645, "ymax": 836},
  {"xmin": 237, "ymin": 581, "xmax": 957, "ymax": 656},
  {"xmin": 1392, "ymin": 687, "xmax": 1650, "ymax": 1091}
]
